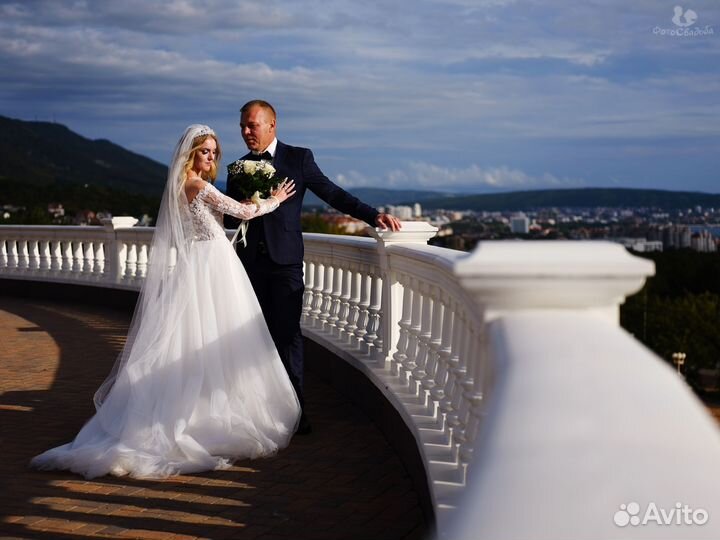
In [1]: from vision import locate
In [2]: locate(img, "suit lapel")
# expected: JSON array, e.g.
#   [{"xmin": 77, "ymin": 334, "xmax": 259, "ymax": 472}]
[{"xmin": 273, "ymin": 141, "xmax": 286, "ymax": 173}]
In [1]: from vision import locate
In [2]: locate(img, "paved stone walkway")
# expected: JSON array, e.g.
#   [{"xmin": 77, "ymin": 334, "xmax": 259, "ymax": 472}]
[{"xmin": 0, "ymin": 297, "xmax": 428, "ymax": 540}]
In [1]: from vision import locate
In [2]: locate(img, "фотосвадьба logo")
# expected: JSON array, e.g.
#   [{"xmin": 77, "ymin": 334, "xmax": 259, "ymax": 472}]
[
  {"xmin": 613, "ymin": 501, "xmax": 709, "ymax": 528},
  {"xmin": 653, "ymin": 5, "xmax": 714, "ymax": 36},
  {"xmin": 672, "ymin": 6, "xmax": 697, "ymax": 27}
]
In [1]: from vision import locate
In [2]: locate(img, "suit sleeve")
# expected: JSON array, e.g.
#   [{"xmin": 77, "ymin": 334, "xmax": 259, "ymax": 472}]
[{"xmin": 302, "ymin": 149, "xmax": 379, "ymax": 226}]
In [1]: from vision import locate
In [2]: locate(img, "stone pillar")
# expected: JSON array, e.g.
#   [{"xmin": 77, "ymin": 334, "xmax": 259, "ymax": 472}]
[
  {"xmin": 367, "ymin": 222, "xmax": 439, "ymax": 364},
  {"xmin": 101, "ymin": 217, "xmax": 138, "ymax": 285}
]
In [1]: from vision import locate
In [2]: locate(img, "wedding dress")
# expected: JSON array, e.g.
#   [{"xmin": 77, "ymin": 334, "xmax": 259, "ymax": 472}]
[{"xmin": 30, "ymin": 125, "xmax": 300, "ymax": 479}]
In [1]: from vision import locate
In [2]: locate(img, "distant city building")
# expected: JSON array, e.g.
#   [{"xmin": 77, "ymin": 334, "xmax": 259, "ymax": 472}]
[
  {"xmin": 646, "ymin": 224, "xmax": 717, "ymax": 252},
  {"xmin": 510, "ymin": 213, "xmax": 530, "ymax": 234},
  {"xmin": 611, "ymin": 238, "xmax": 663, "ymax": 252},
  {"xmin": 413, "ymin": 203, "xmax": 422, "ymax": 218},
  {"xmin": 386, "ymin": 205, "xmax": 414, "ymax": 220},
  {"xmin": 691, "ymin": 230, "xmax": 717, "ymax": 252},
  {"xmin": 647, "ymin": 225, "xmax": 689, "ymax": 249}
]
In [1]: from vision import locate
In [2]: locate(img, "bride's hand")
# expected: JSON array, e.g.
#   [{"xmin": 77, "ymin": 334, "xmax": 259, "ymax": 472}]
[{"xmin": 271, "ymin": 179, "xmax": 296, "ymax": 203}]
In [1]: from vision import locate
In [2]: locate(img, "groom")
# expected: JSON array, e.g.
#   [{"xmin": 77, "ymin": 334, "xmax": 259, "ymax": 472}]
[{"xmin": 225, "ymin": 100, "xmax": 401, "ymax": 434}]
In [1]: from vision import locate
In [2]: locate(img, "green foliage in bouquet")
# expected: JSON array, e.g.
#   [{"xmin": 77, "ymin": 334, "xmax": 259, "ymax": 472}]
[{"xmin": 227, "ymin": 159, "xmax": 283, "ymax": 200}]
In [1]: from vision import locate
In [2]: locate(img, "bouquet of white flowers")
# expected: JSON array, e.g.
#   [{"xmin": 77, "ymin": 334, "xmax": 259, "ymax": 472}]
[{"xmin": 227, "ymin": 159, "xmax": 285, "ymax": 201}]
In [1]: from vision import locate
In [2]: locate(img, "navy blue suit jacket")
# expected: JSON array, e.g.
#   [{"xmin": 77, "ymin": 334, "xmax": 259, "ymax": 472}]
[{"xmin": 225, "ymin": 141, "xmax": 379, "ymax": 265}]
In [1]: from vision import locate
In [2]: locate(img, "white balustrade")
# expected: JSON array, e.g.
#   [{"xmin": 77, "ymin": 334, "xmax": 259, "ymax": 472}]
[
  {"xmin": 0, "ymin": 218, "xmax": 141, "ymax": 289},
  {"xmin": 2, "ymin": 222, "xmax": 718, "ymax": 539}
]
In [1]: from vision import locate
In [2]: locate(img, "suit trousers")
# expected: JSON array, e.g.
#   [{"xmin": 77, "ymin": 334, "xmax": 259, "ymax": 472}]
[{"xmin": 244, "ymin": 252, "xmax": 306, "ymax": 409}]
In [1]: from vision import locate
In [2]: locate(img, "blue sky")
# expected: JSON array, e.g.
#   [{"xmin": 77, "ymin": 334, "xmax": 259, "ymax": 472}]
[{"xmin": 1, "ymin": 0, "xmax": 718, "ymax": 193}]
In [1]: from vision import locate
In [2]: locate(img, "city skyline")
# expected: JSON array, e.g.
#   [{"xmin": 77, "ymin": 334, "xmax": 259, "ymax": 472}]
[{"xmin": 1, "ymin": 0, "xmax": 718, "ymax": 194}]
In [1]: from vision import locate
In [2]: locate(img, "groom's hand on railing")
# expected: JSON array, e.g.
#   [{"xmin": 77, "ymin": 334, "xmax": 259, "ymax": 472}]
[{"xmin": 375, "ymin": 213, "xmax": 402, "ymax": 231}]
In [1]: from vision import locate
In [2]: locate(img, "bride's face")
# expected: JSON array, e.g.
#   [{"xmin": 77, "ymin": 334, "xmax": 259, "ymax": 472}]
[{"xmin": 193, "ymin": 138, "xmax": 217, "ymax": 175}]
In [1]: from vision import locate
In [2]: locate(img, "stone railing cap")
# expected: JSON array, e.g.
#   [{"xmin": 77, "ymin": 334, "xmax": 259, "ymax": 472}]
[
  {"xmin": 366, "ymin": 221, "xmax": 438, "ymax": 244},
  {"xmin": 102, "ymin": 216, "xmax": 139, "ymax": 230},
  {"xmin": 454, "ymin": 240, "xmax": 655, "ymax": 278}
]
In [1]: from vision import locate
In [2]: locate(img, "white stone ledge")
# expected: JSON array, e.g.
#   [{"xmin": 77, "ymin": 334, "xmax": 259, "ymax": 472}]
[{"xmin": 450, "ymin": 311, "xmax": 720, "ymax": 540}]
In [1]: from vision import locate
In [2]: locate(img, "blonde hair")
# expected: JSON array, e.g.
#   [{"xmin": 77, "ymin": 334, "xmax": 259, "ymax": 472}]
[{"xmin": 183, "ymin": 133, "xmax": 222, "ymax": 184}]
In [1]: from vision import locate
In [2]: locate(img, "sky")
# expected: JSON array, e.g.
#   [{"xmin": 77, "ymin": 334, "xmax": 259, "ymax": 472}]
[{"xmin": 0, "ymin": 0, "xmax": 718, "ymax": 194}]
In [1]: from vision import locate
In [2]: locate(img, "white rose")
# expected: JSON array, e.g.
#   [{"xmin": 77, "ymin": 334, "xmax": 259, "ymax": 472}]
[
  {"xmin": 258, "ymin": 162, "xmax": 276, "ymax": 176},
  {"xmin": 242, "ymin": 161, "xmax": 259, "ymax": 174}
]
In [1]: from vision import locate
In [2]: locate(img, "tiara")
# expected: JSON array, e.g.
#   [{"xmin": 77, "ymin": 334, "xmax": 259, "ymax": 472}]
[
  {"xmin": 196, "ymin": 125, "xmax": 215, "ymax": 137},
  {"xmin": 186, "ymin": 124, "xmax": 215, "ymax": 138}
]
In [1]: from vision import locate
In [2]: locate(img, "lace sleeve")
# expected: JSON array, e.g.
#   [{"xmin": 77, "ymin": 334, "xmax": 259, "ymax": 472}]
[{"xmin": 196, "ymin": 183, "xmax": 280, "ymax": 220}]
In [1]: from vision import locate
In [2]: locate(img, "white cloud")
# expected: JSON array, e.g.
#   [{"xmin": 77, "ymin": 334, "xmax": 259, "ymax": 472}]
[
  {"xmin": 0, "ymin": 0, "xmax": 718, "ymax": 191},
  {"xmin": 335, "ymin": 162, "xmax": 584, "ymax": 192}
]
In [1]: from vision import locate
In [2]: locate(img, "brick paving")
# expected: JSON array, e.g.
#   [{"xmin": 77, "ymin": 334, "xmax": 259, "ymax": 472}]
[{"xmin": 0, "ymin": 297, "xmax": 429, "ymax": 540}]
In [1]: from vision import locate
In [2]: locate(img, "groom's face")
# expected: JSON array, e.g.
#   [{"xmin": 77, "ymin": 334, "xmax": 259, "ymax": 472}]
[{"xmin": 240, "ymin": 106, "xmax": 276, "ymax": 153}]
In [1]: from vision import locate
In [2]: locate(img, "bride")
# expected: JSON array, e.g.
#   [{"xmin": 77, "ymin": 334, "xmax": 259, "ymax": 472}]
[{"xmin": 30, "ymin": 124, "xmax": 301, "ymax": 479}]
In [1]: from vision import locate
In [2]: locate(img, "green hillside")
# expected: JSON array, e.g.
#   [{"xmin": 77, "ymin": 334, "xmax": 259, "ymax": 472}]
[{"xmin": 0, "ymin": 115, "xmax": 167, "ymax": 196}]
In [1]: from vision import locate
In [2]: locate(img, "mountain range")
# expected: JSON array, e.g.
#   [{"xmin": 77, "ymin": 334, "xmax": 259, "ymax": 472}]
[
  {"xmin": 2, "ymin": 115, "xmax": 718, "ymax": 214},
  {"xmin": 412, "ymin": 187, "xmax": 720, "ymax": 212},
  {"xmin": 0, "ymin": 115, "xmax": 167, "ymax": 196}
]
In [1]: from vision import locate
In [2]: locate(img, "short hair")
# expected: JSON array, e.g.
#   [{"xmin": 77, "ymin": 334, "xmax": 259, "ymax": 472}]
[{"xmin": 240, "ymin": 100, "xmax": 276, "ymax": 120}]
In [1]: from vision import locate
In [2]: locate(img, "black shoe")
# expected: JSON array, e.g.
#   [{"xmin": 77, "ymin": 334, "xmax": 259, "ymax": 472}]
[{"xmin": 296, "ymin": 413, "xmax": 312, "ymax": 435}]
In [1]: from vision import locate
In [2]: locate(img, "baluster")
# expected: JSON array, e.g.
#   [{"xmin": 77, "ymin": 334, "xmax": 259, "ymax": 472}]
[
  {"xmin": 363, "ymin": 271, "xmax": 382, "ymax": 357},
  {"xmin": 94, "ymin": 242, "xmax": 105, "ymax": 279},
  {"xmin": 346, "ymin": 267, "xmax": 361, "ymax": 346},
  {"xmin": 335, "ymin": 265, "xmax": 352, "ymax": 341},
  {"xmin": 50, "ymin": 240, "xmax": 63, "ymax": 273},
  {"xmin": 318, "ymin": 263, "xmax": 334, "ymax": 332},
  {"xmin": 0, "ymin": 239, "xmax": 7, "ymax": 269},
  {"xmin": 83, "ymin": 241, "xmax": 95, "ymax": 277},
  {"xmin": 460, "ymin": 327, "xmax": 485, "ymax": 468},
  {"xmin": 72, "ymin": 241, "xmax": 84, "ymax": 276},
  {"xmin": 17, "ymin": 239, "xmax": 29, "ymax": 270},
  {"xmin": 422, "ymin": 290, "xmax": 445, "ymax": 406},
  {"xmin": 391, "ymin": 274, "xmax": 413, "ymax": 378},
  {"xmin": 444, "ymin": 313, "xmax": 465, "ymax": 445},
  {"xmin": 61, "ymin": 240, "xmax": 73, "ymax": 274},
  {"xmin": 136, "ymin": 242, "xmax": 148, "ymax": 280},
  {"xmin": 354, "ymin": 270, "xmax": 372, "ymax": 348},
  {"xmin": 302, "ymin": 260, "xmax": 315, "ymax": 325},
  {"xmin": 112, "ymin": 240, "xmax": 126, "ymax": 284},
  {"xmin": 369, "ymin": 272, "xmax": 384, "ymax": 360},
  {"xmin": 455, "ymin": 402, "xmax": 475, "ymax": 478},
  {"xmin": 457, "ymin": 360, "xmax": 476, "ymax": 444},
  {"xmin": 6, "ymin": 239, "xmax": 17, "ymax": 270},
  {"xmin": 310, "ymin": 259, "xmax": 325, "ymax": 327},
  {"xmin": 448, "ymin": 326, "xmax": 472, "ymax": 464},
  {"xmin": 124, "ymin": 242, "xmax": 137, "ymax": 281},
  {"xmin": 403, "ymin": 277, "xmax": 423, "ymax": 394},
  {"xmin": 433, "ymin": 297, "xmax": 456, "ymax": 441},
  {"xmin": 38, "ymin": 240, "xmax": 51, "ymax": 273},
  {"xmin": 328, "ymin": 265, "xmax": 343, "ymax": 337},
  {"xmin": 411, "ymin": 282, "xmax": 433, "ymax": 403},
  {"xmin": 28, "ymin": 239, "xmax": 40, "ymax": 272}
]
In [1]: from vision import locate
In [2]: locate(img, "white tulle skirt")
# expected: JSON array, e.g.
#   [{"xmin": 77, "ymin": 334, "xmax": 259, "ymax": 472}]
[{"xmin": 30, "ymin": 238, "xmax": 301, "ymax": 479}]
